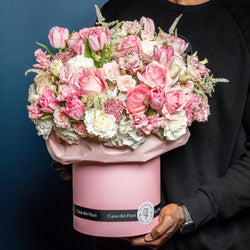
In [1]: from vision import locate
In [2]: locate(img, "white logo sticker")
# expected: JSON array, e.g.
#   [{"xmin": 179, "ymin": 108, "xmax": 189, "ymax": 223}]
[{"xmin": 137, "ymin": 202, "xmax": 154, "ymax": 225}]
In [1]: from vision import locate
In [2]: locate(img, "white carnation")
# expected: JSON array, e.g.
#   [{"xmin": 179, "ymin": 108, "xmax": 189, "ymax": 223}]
[
  {"xmin": 54, "ymin": 127, "xmax": 80, "ymax": 144},
  {"xmin": 104, "ymin": 117, "xmax": 146, "ymax": 149},
  {"xmin": 35, "ymin": 118, "xmax": 53, "ymax": 140},
  {"xmin": 163, "ymin": 110, "xmax": 188, "ymax": 141},
  {"xmin": 67, "ymin": 55, "xmax": 94, "ymax": 72},
  {"xmin": 141, "ymin": 40, "xmax": 159, "ymax": 57},
  {"xmin": 84, "ymin": 109, "xmax": 118, "ymax": 140}
]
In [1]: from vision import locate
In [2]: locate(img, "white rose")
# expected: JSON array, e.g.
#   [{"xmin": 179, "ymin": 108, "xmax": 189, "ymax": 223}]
[
  {"xmin": 169, "ymin": 56, "xmax": 187, "ymax": 82},
  {"xmin": 84, "ymin": 109, "xmax": 118, "ymax": 140},
  {"xmin": 50, "ymin": 59, "xmax": 63, "ymax": 77},
  {"xmin": 54, "ymin": 127, "xmax": 80, "ymax": 144},
  {"xmin": 67, "ymin": 55, "xmax": 94, "ymax": 72},
  {"xmin": 141, "ymin": 40, "xmax": 159, "ymax": 57},
  {"xmin": 163, "ymin": 110, "xmax": 187, "ymax": 141},
  {"xmin": 28, "ymin": 84, "xmax": 39, "ymax": 104},
  {"xmin": 35, "ymin": 118, "xmax": 53, "ymax": 140}
]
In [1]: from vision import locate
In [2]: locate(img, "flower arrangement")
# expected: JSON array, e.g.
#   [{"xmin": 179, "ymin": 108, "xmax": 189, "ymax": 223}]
[{"xmin": 27, "ymin": 6, "xmax": 227, "ymax": 149}]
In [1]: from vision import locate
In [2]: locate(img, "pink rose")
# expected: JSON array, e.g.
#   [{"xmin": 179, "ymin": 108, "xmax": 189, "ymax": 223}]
[
  {"xmin": 73, "ymin": 122, "xmax": 88, "ymax": 137},
  {"xmin": 154, "ymin": 45, "xmax": 174, "ymax": 68},
  {"xmin": 66, "ymin": 32, "xmax": 81, "ymax": 48},
  {"xmin": 53, "ymin": 108, "xmax": 71, "ymax": 128},
  {"xmin": 126, "ymin": 84, "xmax": 148, "ymax": 114},
  {"xmin": 170, "ymin": 36, "xmax": 189, "ymax": 56},
  {"xmin": 72, "ymin": 39, "xmax": 85, "ymax": 55},
  {"xmin": 163, "ymin": 88, "xmax": 185, "ymax": 115},
  {"xmin": 118, "ymin": 35, "xmax": 142, "ymax": 52},
  {"xmin": 117, "ymin": 75, "xmax": 136, "ymax": 92},
  {"xmin": 57, "ymin": 84, "xmax": 83, "ymax": 102},
  {"xmin": 74, "ymin": 68, "xmax": 108, "ymax": 95},
  {"xmin": 139, "ymin": 17, "xmax": 155, "ymax": 35},
  {"xmin": 48, "ymin": 26, "xmax": 69, "ymax": 49},
  {"xmin": 61, "ymin": 97, "xmax": 85, "ymax": 120},
  {"xmin": 147, "ymin": 86, "xmax": 166, "ymax": 110},
  {"xmin": 33, "ymin": 49, "xmax": 51, "ymax": 70},
  {"xmin": 88, "ymin": 27, "xmax": 109, "ymax": 51},
  {"xmin": 103, "ymin": 61, "xmax": 121, "ymax": 82},
  {"xmin": 193, "ymin": 97, "xmax": 210, "ymax": 122},
  {"xmin": 184, "ymin": 93, "xmax": 200, "ymax": 125},
  {"xmin": 39, "ymin": 90, "xmax": 60, "ymax": 113},
  {"xmin": 27, "ymin": 105, "xmax": 43, "ymax": 122},
  {"xmin": 137, "ymin": 61, "xmax": 173, "ymax": 88},
  {"xmin": 59, "ymin": 64, "xmax": 75, "ymax": 84}
]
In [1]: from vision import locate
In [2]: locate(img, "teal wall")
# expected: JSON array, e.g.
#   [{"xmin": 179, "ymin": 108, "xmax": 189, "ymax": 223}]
[{"xmin": 0, "ymin": 1, "xmax": 107, "ymax": 249}]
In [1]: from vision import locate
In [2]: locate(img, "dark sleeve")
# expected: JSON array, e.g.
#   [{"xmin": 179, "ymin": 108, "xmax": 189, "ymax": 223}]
[{"xmin": 181, "ymin": 0, "xmax": 250, "ymax": 229}]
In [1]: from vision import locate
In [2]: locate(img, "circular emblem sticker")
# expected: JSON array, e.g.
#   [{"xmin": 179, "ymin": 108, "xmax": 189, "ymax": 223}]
[{"xmin": 137, "ymin": 202, "xmax": 154, "ymax": 225}]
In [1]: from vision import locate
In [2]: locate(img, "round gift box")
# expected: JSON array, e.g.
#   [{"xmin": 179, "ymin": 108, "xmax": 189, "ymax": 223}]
[{"xmin": 72, "ymin": 156, "xmax": 161, "ymax": 237}]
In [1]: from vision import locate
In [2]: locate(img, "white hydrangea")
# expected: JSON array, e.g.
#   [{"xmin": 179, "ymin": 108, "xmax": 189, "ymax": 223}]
[
  {"xmin": 163, "ymin": 110, "xmax": 188, "ymax": 141},
  {"xmin": 84, "ymin": 109, "xmax": 118, "ymax": 140},
  {"xmin": 104, "ymin": 117, "xmax": 146, "ymax": 149},
  {"xmin": 35, "ymin": 118, "xmax": 53, "ymax": 140},
  {"xmin": 141, "ymin": 40, "xmax": 159, "ymax": 57},
  {"xmin": 50, "ymin": 59, "xmax": 63, "ymax": 77},
  {"xmin": 53, "ymin": 127, "xmax": 80, "ymax": 144},
  {"xmin": 67, "ymin": 55, "xmax": 94, "ymax": 72}
]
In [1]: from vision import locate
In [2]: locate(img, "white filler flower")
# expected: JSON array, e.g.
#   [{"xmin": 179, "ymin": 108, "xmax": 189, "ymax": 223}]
[
  {"xmin": 164, "ymin": 110, "xmax": 188, "ymax": 141},
  {"xmin": 84, "ymin": 109, "xmax": 118, "ymax": 140},
  {"xmin": 54, "ymin": 127, "xmax": 80, "ymax": 144},
  {"xmin": 67, "ymin": 55, "xmax": 94, "ymax": 72}
]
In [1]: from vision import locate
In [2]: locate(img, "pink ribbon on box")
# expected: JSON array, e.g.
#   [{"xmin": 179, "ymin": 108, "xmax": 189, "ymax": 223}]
[{"xmin": 46, "ymin": 129, "xmax": 190, "ymax": 164}]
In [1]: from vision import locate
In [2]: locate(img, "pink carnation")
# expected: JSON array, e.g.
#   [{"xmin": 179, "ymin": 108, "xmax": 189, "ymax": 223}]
[
  {"xmin": 56, "ymin": 84, "xmax": 83, "ymax": 102},
  {"xmin": 193, "ymin": 97, "xmax": 210, "ymax": 122},
  {"xmin": 184, "ymin": 93, "xmax": 200, "ymax": 126},
  {"xmin": 59, "ymin": 64, "xmax": 75, "ymax": 84},
  {"xmin": 53, "ymin": 49, "xmax": 76, "ymax": 66},
  {"xmin": 33, "ymin": 49, "xmax": 51, "ymax": 70},
  {"xmin": 39, "ymin": 90, "xmax": 60, "ymax": 113},
  {"xmin": 27, "ymin": 105, "xmax": 43, "ymax": 122},
  {"xmin": 61, "ymin": 97, "xmax": 85, "ymax": 120},
  {"xmin": 130, "ymin": 113, "xmax": 167, "ymax": 135}
]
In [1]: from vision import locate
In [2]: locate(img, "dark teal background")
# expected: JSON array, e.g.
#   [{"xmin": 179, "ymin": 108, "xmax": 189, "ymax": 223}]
[{"xmin": 0, "ymin": 0, "xmax": 107, "ymax": 249}]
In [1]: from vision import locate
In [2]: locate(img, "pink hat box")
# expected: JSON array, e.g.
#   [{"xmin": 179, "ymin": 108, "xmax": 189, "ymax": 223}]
[{"xmin": 72, "ymin": 156, "xmax": 161, "ymax": 237}]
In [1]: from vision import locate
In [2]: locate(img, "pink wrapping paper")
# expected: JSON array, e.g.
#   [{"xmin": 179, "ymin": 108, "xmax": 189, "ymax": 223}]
[{"xmin": 46, "ymin": 129, "xmax": 190, "ymax": 164}]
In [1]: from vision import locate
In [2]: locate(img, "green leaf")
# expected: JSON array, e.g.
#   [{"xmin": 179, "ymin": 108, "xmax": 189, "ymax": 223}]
[
  {"xmin": 145, "ymin": 108, "xmax": 155, "ymax": 117},
  {"xmin": 100, "ymin": 44, "xmax": 106, "ymax": 67},
  {"xmin": 107, "ymin": 44, "xmax": 112, "ymax": 62},
  {"xmin": 83, "ymin": 37, "xmax": 92, "ymax": 58},
  {"xmin": 35, "ymin": 41, "xmax": 54, "ymax": 57},
  {"xmin": 41, "ymin": 114, "xmax": 53, "ymax": 120}
]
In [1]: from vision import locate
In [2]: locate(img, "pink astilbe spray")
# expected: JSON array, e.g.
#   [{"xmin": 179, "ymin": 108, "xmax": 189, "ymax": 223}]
[{"xmin": 104, "ymin": 99, "xmax": 125, "ymax": 122}]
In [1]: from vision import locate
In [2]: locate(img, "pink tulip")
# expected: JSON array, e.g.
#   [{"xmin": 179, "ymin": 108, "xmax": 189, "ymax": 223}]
[
  {"xmin": 48, "ymin": 26, "xmax": 69, "ymax": 49},
  {"xmin": 66, "ymin": 32, "xmax": 81, "ymax": 48},
  {"xmin": 61, "ymin": 97, "xmax": 85, "ymax": 120},
  {"xmin": 147, "ymin": 86, "xmax": 166, "ymax": 110},
  {"xmin": 154, "ymin": 46, "xmax": 174, "ymax": 68},
  {"xmin": 88, "ymin": 27, "xmax": 109, "ymax": 51},
  {"xmin": 140, "ymin": 17, "xmax": 155, "ymax": 35}
]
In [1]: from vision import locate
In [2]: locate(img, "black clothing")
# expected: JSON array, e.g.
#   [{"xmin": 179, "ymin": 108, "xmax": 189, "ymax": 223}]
[{"xmin": 97, "ymin": 0, "xmax": 250, "ymax": 249}]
